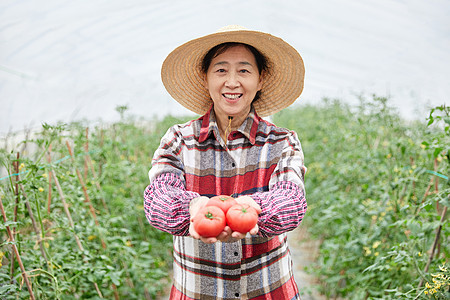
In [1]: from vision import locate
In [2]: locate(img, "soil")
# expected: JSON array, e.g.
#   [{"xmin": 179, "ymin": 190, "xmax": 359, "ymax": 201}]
[{"xmin": 288, "ymin": 225, "xmax": 327, "ymax": 300}]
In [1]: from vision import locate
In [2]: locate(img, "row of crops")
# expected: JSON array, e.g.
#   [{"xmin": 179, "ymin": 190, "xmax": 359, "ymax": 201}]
[
  {"xmin": 0, "ymin": 97, "xmax": 448, "ymax": 299},
  {"xmin": 0, "ymin": 109, "xmax": 195, "ymax": 299},
  {"xmin": 273, "ymin": 97, "xmax": 449, "ymax": 299}
]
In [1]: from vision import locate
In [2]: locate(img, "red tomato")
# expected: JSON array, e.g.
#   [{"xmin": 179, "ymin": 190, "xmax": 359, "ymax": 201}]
[
  {"xmin": 226, "ymin": 204, "xmax": 259, "ymax": 234},
  {"xmin": 193, "ymin": 206, "xmax": 226, "ymax": 237},
  {"xmin": 207, "ymin": 195, "xmax": 237, "ymax": 214}
]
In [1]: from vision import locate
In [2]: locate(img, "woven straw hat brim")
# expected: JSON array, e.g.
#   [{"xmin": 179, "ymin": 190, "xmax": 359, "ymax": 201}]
[{"xmin": 161, "ymin": 27, "xmax": 305, "ymax": 117}]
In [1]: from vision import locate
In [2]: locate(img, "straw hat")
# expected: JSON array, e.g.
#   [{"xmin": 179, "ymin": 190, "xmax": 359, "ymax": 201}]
[{"xmin": 161, "ymin": 25, "xmax": 305, "ymax": 117}]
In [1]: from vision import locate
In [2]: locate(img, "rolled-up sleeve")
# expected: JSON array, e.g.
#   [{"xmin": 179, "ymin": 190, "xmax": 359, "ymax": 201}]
[
  {"xmin": 144, "ymin": 173, "xmax": 200, "ymax": 236},
  {"xmin": 251, "ymin": 131, "xmax": 307, "ymax": 237},
  {"xmin": 148, "ymin": 125, "xmax": 186, "ymax": 182},
  {"xmin": 251, "ymin": 181, "xmax": 306, "ymax": 237},
  {"xmin": 143, "ymin": 125, "xmax": 200, "ymax": 236}
]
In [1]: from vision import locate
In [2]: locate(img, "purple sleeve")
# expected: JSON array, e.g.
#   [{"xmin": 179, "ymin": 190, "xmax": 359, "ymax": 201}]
[
  {"xmin": 143, "ymin": 172, "xmax": 201, "ymax": 236},
  {"xmin": 250, "ymin": 181, "xmax": 307, "ymax": 237}
]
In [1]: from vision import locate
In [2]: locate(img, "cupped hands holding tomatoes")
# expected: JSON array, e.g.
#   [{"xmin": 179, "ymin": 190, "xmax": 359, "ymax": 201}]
[{"xmin": 189, "ymin": 195, "xmax": 261, "ymax": 243}]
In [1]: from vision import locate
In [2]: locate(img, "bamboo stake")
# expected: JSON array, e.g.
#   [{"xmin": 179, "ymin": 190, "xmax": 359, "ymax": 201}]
[
  {"xmin": 47, "ymin": 145, "xmax": 53, "ymax": 214},
  {"xmin": 417, "ymin": 203, "xmax": 448, "ymax": 290},
  {"xmin": 66, "ymin": 141, "xmax": 108, "ymax": 251},
  {"xmin": 99, "ymin": 129, "xmax": 105, "ymax": 177},
  {"xmin": 51, "ymin": 169, "xmax": 84, "ymax": 252},
  {"xmin": 65, "ymin": 141, "xmax": 100, "ymax": 227},
  {"xmin": 0, "ymin": 196, "xmax": 36, "ymax": 300},
  {"xmin": 52, "ymin": 169, "xmax": 105, "ymax": 297},
  {"xmin": 84, "ymin": 127, "xmax": 89, "ymax": 181},
  {"xmin": 83, "ymin": 127, "xmax": 108, "ymax": 211},
  {"xmin": 112, "ymin": 284, "xmax": 119, "ymax": 300},
  {"xmin": 144, "ymin": 288, "xmax": 152, "ymax": 300},
  {"xmin": 434, "ymin": 158, "xmax": 439, "ymax": 211},
  {"xmin": 415, "ymin": 158, "xmax": 440, "ymax": 216},
  {"xmin": 94, "ymin": 282, "xmax": 104, "ymax": 298},
  {"xmin": 46, "ymin": 149, "xmax": 84, "ymax": 252},
  {"xmin": 84, "ymin": 153, "xmax": 109, "ymax": 212},
  {"xmin": 47, "ymin": 151, "xmax": 104, "ymax": 298},
  {"xmin": 13, "ymin": 153, "xmax": 19, "ymax": 223},
  {"xmin": 415, "ymin": 177, "xmax": 435, "ymax": 216},
  {"xmin": 65, "ymin": 142, "xmax": 119, "ymax": 297},
  {"xmin": 10, "ymin": 154, "xmax": 20, "ymax": 281},
  {"xmin": 19, "ymin": 128, "xmax": 30, "ymax": 155}
]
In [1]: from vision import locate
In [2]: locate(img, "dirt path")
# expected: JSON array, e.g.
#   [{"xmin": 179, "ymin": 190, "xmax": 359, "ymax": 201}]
[
  {"xmin": 157, "ymin": 226, "xmax": 325, "ymax": 300},
  {"xmin": 288, "ymin": 225, "xmax": 327, "ymax": 300}
]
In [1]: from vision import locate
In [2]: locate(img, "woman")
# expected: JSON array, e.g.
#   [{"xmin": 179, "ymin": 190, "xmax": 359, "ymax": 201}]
[{"xmin": 144, "ymin": 25, "xmax": 307, "ymax": 299}]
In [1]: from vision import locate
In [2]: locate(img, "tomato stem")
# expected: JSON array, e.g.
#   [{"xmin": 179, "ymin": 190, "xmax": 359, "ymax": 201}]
[{"xmin": 205, "ymin": 211, "xmax": 215, "ymax": 219}]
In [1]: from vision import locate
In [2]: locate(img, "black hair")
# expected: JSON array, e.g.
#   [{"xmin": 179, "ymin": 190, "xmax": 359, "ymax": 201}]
[{"xmin": 201, "ymin": 42, "xmax": 268, "ymax": 75}]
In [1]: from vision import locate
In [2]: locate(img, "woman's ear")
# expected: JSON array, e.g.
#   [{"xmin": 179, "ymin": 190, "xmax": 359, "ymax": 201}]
[{"xmin": 257, "ymin": 70, "xmax": 265, "ymax": 91}]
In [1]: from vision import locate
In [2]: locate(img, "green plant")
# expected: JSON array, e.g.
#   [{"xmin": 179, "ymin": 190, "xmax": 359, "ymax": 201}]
[
  {"xmin": 0, "ymin": 112, "xmax": 193, "ymax": 299},
  {"xmin": 274, "ymin": 97, "xmax": 449, "ymax": 299}
]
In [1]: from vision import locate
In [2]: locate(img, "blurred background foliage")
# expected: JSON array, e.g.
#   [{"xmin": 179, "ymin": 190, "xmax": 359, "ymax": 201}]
[{"xmin": 1, "ymin": 96, "xmax": 448, "ymax": 299}]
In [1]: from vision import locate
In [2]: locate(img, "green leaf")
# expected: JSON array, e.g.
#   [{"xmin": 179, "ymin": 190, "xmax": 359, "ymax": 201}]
[
  {"xmin": 0, "ymin": 284, "xmax": 17, "ymax": 294},
  {"xmin": 433, "ymin": 147, "xmax": 443, "ymax": 157},
  {"xmin": 0, "ymin": 221, "xmax": 19, "ymax": 230}
]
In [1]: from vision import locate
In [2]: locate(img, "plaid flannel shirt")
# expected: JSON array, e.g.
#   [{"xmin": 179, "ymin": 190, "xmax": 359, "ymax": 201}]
[{"xmin": 144, "ymin": 106, "xmax": 307, "ymax": 299}]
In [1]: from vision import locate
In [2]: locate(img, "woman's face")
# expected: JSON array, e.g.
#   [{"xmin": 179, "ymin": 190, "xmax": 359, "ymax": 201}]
[{"xmin": 204, "ymin": 45, "xmax": 263, "ymax": 120}]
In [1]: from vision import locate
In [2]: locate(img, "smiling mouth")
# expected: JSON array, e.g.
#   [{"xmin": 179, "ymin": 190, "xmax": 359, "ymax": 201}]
[{"xmin": 223, "ymin": 93, "xmax": 242, "ymax": 100}]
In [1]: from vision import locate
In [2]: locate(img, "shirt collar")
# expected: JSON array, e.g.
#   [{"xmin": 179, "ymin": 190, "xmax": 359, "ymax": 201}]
[{"xmin": 199, "ymin": 105, "xmax": 260, "ymax": 145}]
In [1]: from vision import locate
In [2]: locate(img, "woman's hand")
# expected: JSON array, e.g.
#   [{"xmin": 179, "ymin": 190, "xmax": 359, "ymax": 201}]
[
  {"xmin": 189, "ymin": 195, "xmax": 262, "ymax": 242},
  {"xmin": 189, "ymin": 196, "xmax": 233, "ymax": 243},
  {"xmin": 230, "ymin": 196, "xmax": 261, "ymax": 239}
]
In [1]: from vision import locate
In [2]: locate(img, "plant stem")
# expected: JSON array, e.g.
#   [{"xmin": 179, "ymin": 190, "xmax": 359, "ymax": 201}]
[
  {"xmin": 17, "ymin": 176, "xmax": 48, "ymax": 262},
  {"xmin": 51, "ymin": 169, "xmax": 84, "ymax": 252},
  {"xmin": 28, "ymin": 268, "xmax": 61, "ymax": 299},
  {"xmin": 85, "ymin": 151, "xmax": 109, "ymax": 212},
  {"xmin": 66, "ymin": 140, "xmax": 106, "ymax": 249},
  {"xmin": 10, "ymin": 154, "xmax": 20, "ymax": 281},
  {"xmin": 434, "ymin": 158, "xmax": 439, "ymax": 211},
  {"xmin": 47, "ymin": 144, "xmax": 53, "ymax": 214},
  {"xmin": 23, "ymin": 138, "xmax": 52, "ymax": 181},
  {"xmin": 51, "ymin": 167, "xmax": 106, "ymax": 298},
  {"xmin": 417, "ymin": 200, "xmax": 448, "ymax": 290},
  {"xmin": 65, "ymin": 141, "xmax": 99, "ymax": 224},
  {"xmin": 0, "ymin": 195, "xmax": 36, "ymax": 300},
  {"xmin": 415, "ymin": 177, "xmax": 434, "ymax": 216},
  {"xmin": 84, "ymin": 127, "xmax": 89, "ymax": 180},
  {"xmin": 112, "ymin": 283, "xmax": 120, "ymax": 300}
]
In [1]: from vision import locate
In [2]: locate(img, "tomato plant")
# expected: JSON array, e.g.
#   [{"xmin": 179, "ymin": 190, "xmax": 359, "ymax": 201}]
[
  {"xmin": 0, "ymin": 111, "xmax": 194, "ymax": 299},
  {"xmin": 193, "ymin": 206, "xmax": 226, "ymax": 237},
  {"xmin": 275, "ymin": 97, "xmax": 449, "ymax": 299},
  {"xmin": 226, "ymin": 204, "xmax": 259, "ymax": 233},
  {"xmin": 2, "ymin": 99, "xmax": 448, "ymax": 299},
  {"xmin": 207, "ymin": 195, "xmax": 237, "ymax": 214}
]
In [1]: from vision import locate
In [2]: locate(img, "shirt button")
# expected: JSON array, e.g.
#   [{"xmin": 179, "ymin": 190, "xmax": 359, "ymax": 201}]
[
  {"xmin": 235, "ymin": 292, "xmax": 240, "ymax": 297},
  {"xmin": 231, "ymin": 162, "xmax": 236, "ymax": 167},
  {"xmin": 234, "ymin": 251, "xmax": 239, "ymax": 256}
]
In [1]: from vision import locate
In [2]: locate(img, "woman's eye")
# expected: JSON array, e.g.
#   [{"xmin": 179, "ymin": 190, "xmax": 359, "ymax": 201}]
[
  {"xmin": 216, "ymin": 68, "xmax": 226, "ymax": 73},
  {"xmin": 239, "ymin": 69, "xmax": 250, "ymax": 73}
]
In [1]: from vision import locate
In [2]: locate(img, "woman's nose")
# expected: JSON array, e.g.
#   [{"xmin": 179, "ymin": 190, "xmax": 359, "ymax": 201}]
[{"xmin": 225, "ymin": 72, "xmax": 240, "ymax": 88}]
